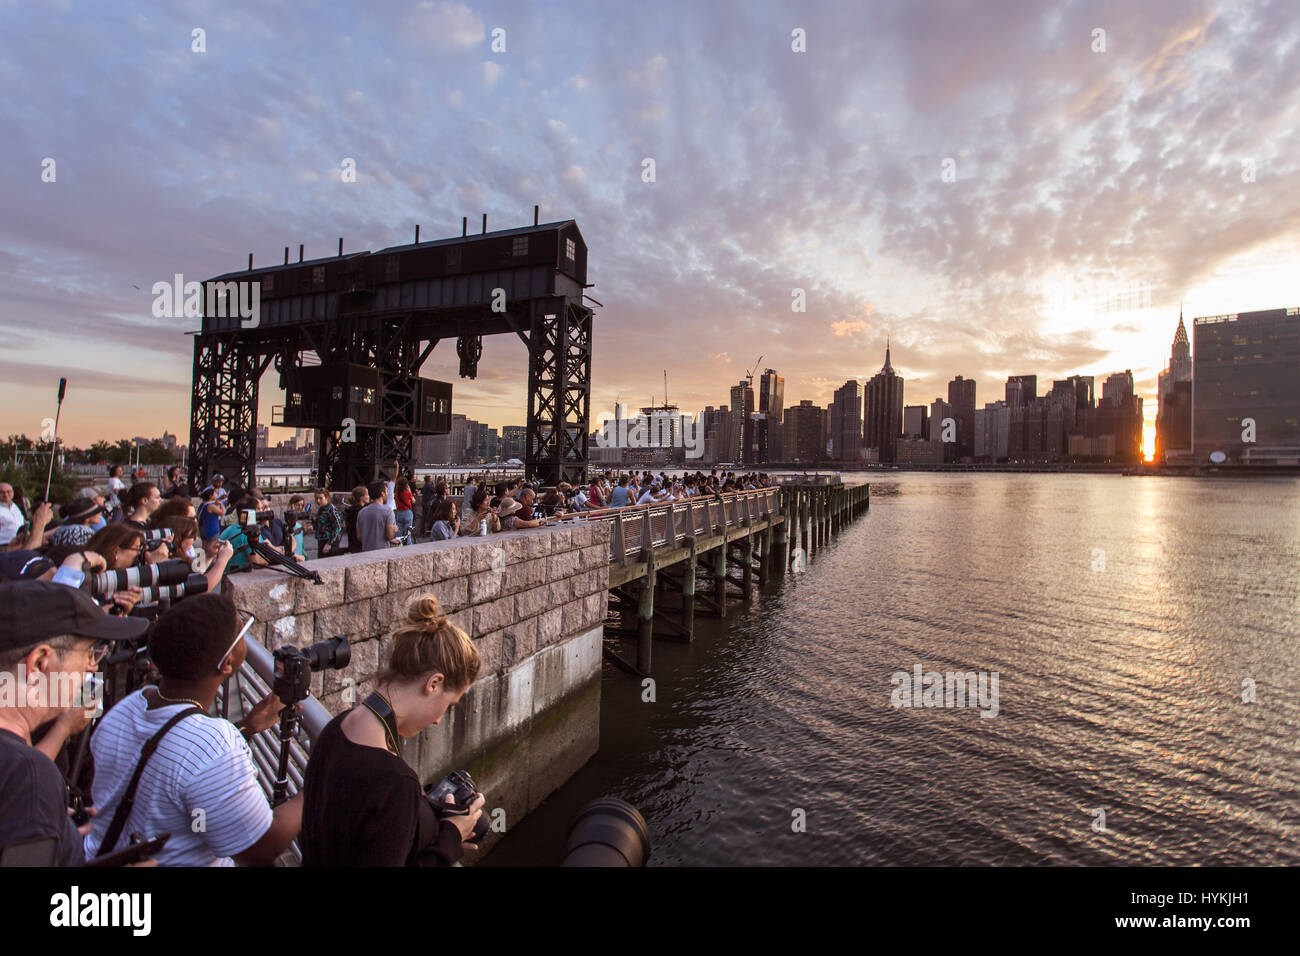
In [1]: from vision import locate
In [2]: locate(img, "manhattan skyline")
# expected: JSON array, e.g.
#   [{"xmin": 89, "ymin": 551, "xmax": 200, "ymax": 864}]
[{"xmin": 1, "ymin": 1, "xmax": 1297, "ymax": 450}]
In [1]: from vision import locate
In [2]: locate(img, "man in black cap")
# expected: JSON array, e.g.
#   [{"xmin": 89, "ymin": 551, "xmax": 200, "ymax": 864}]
[{"xmin": 0, "ymin": 581, "xmax": 149, "ymax": 865}]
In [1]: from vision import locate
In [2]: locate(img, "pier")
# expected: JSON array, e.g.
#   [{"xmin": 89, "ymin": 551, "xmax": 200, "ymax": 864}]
[
  {"xmin": 592, "ymin": 482, "xmax": 870, "ymax": 674},
  {"xmin": 219, "ymin": 481, "xmax": 868, "ymax": 858}
]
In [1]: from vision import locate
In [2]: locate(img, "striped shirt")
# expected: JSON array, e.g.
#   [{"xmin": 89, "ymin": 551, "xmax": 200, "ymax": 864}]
[
  {"xmin": 85, "ymin": 691, "xmax": 273, "ymax": 867},
  {"xmin": 49, "ymin": 524, "xmax": 94, "ymax": 548}
]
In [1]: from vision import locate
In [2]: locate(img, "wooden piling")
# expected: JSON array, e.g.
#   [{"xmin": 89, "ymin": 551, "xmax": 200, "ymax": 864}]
[
  {"xmin": 636, "ymin": 550, "xmax": 656, "ymax": 674},
  {"xmin": 682, "ymin": 537, "xmax": 696, "ymax": 638},
  {"xmin": 714, "ymin": 538, "xmax": 728, "ymax": 619},
  {"xmin": 742, "ymin": 520, "xmax": 754, "ymax": 600}
]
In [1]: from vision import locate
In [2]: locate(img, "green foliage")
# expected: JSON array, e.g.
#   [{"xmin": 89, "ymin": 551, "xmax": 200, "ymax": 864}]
[
  {"xmin": 0, "ymin": 458, "xmax": 81, "ymax": 506},
  {"xmin": 0, "ymin": 432, "xmax": 177, "ymax": 505}
]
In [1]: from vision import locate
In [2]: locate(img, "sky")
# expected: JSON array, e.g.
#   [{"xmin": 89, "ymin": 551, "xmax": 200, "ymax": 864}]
[{"xmin": 1, "ymin": 0, "xmax": 1297, "ymax": 456}]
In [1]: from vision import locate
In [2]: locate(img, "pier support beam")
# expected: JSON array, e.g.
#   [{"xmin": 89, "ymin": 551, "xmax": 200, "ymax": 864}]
[
  {"xmin": 636, "ymin": 548, "xmax": 656, "ymax": 674},
  {"xmin": 742, "ymin": 519, "xmax": 754, "ymax": 600},
  {"xmin": 714, "ymin": 539, "xmax": 728, "ymax": 619},
  {"xmin": 682, "ymin": 536, "xmax": 696, "ymax": 638}
]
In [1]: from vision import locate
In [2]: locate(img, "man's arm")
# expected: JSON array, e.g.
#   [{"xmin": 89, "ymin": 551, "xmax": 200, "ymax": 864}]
[
  {"xmin": 232, "ymin": 792, "xmax": 303, "ymax": 867},
  {"xmin": 33, "ymin": 707, "xmax": 92, "ymax": 762}
]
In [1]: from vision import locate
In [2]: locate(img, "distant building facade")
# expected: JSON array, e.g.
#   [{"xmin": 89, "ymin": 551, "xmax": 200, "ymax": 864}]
[
  {"xmin": 1193, "ymin": 307, "xmax": 1300, "ymax": 464},
  {"xmin": 831, "ymin": 380, "xmax": 863, "ymax": 461},
  {"xmin": 784, "ymin": 400, "xmax": 827, "ymax": 462},
  {"xmin": 947, "ymin": 375, "xmax": 976, "ymax": 462},
  {"xmin": 757, "ymin": 368, "xmax": 785, "ymax": 464}
]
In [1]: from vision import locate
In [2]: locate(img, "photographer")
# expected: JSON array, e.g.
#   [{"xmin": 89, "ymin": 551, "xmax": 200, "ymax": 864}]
[
  {"xmin": 157, "ymin": 515, "xmax": 233, "ymax": 592},
  {"xmin": 220, "ymin": 494, "xmax": 293, "ymax": 570},
  {"xmin": 0, "ymin": 581, "xmax": 149, "ymax": 866},
  {"xmin": 85, "ymin": 592, "xmax": 302, "ymax": 866},
  {"xmin": 122, "ymin": 482, "xmax": 162, "ymax": 531},
  {"xmin": 298, "ymin": 594, "xmax": 484, "ymax": 866}
]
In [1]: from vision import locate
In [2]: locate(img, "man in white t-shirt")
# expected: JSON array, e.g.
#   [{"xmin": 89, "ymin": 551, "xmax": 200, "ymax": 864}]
[
  {"xmin": 85, "ymin": 592, "xmax": 301, "ymax": 866},
  {"xmin": 0, "ymin": 484, "xmax": 24, "ymax": 546}
]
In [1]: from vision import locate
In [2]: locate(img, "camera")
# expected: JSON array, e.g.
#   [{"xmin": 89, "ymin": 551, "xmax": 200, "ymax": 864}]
[
  {"xmin": 92, "ymin": 559, "xmax": 195, "ymax": 597},
  {"xmin": 425, "ymin": 770, "xmax": 490, "ymax": 842},
  {"xmin": 272, "ymin": 635, "xmax": 350, "ymax": 704},
  {"xmin": 136, "ymin": 577, "xmax": 208, "ymax": 605},
  {"xmin": 242, "ymin": 508, "xmax": 274, "ymax": 527},
  {"xmin": 140, "ymin": 528, "xmax": 173, "ymax": 547}
]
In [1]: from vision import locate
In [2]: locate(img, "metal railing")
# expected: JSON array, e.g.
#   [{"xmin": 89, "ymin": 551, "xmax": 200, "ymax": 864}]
[
  {"xmin": 217, "ymin": 635, "xmax": 331, "ymax": 866},
  {"xmin": 582, "ymin": 487, "xmax": 782, "ymax": 564}
]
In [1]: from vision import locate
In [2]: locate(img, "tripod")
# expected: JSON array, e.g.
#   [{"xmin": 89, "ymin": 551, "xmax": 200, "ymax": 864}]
[
  {"xmin": 270, "ymin": 698, "xmax": 302, "ymax": 807},
  {"xmin": 234, "ymin": 524, "xmax": 323, "ymax": 584}
]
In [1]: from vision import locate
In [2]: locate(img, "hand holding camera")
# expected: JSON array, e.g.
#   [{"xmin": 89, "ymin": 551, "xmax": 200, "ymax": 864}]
[{"xmin": 425, "ymin": 769, "xmax": 490, "ymax": 847}]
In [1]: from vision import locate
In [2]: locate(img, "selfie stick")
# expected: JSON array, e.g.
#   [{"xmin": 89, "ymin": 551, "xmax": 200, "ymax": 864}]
[{"xmin": 43, "ymin": 378, "xmax": 67, "ymax": 501}]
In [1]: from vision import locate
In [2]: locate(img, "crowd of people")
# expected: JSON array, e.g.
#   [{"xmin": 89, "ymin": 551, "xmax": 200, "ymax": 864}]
[{"xmin": 0, "ymin": 461, "xmax": 775, "ymax": 867}]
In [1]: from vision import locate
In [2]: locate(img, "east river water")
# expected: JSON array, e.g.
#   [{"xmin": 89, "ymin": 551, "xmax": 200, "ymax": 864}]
[{"xmin": 485, "ymin": 473, "xmax": 1300, "ymax": 866}]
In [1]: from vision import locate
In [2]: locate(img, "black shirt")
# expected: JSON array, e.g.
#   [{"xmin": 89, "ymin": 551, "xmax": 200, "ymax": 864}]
[
  {"xmin": 0, "ymin": 728, "xmax": 83, "ymax": 866},
  {"xmin": 298, "ymin": 711, "xmax": 463, "ymax": 867}
]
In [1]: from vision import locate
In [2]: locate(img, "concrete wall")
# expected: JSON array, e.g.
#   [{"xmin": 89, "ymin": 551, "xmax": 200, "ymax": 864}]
[{"xmin": 224, "ymin": 521, "xmax": 611, "ymax": 856}]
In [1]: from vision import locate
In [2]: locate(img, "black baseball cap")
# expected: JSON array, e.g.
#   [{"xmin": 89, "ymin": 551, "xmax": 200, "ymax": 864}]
[{"xmin": 0, "ymin": 581, "xmax": 148, "ymax": 653}]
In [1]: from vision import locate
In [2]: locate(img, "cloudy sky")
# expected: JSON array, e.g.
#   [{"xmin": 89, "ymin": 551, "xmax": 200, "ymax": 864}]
[{"xmin": 2, "ymin": 0, "xmax": 1297, "ymax": 454}]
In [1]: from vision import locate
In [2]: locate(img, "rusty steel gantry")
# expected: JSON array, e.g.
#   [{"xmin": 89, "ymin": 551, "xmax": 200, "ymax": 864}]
[{"xmin": 188, "ymin": 214, "xmax": 594, "ymax": 492}]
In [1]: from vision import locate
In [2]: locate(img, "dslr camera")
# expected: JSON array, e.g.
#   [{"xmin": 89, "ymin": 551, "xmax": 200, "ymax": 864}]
[
  {"xmin": 272, "ymin": 635, "xmax": 350, "ymax": 704},
  {"xmin": 425, "ymin": 770, "xmax": 490, "ymax": 842}
]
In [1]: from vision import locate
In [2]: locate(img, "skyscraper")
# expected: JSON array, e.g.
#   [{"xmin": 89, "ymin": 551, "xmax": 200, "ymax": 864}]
[
  {"xmin": 1193, "ymin": 307, "xmax": 1300, "ymax": 463},
  {"xmin": 903, "ymin": 404, "xmax": 929, "ymax": 439},
  {"xmin": 947, "ymin": 375, "xmax": 976, "ymax": 462},
  {"xmin": 758, "ymin": 368, "xmax": 785, "ymax": 464},
  {"xmin": 784, "ymin": 400, "xmax": 827, "ymax": 462},
  {"xmin": 830, "ymin": 380, "xmax": 863, "ymax": 461},
  {"xmin": 863, "ymin": 342, "xmax": 905, "ymax": 463},
  {"xmin": 729, "ymin": 380, "xmax": 754, "ymax": 463},
  {"xmin": 1006, "ymin": 375, "xmax": 1037, "ymax": 407},
  {"xmin": 1157, "ymin": 310, "xmax": 1193, "ymax": 463}
]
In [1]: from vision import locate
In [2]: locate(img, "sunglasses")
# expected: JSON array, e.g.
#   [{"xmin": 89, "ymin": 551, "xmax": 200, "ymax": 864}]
[{"xmin": 217, "ymin": 611, "xmax": 258, "ymax": 673}]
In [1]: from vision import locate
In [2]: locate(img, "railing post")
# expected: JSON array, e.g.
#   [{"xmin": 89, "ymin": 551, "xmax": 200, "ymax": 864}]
[{"xmin": 612, "ymin": 515, "xmax": 626, "ymax": 567}]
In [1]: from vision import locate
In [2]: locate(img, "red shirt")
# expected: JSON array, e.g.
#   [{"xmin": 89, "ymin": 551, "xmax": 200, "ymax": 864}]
[{"xmin": 395, "ymin": 490, "xmax": 415, "ymax": 512}]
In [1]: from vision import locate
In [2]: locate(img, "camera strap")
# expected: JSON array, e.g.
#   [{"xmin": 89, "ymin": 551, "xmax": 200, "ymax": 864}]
[
  {"xmin": 99, "ymin": 705, "xmax": 202, "ymax": 856},
  {"xmin": 360, "ymin": 692, "xmax": 401, "ymax": 755}
]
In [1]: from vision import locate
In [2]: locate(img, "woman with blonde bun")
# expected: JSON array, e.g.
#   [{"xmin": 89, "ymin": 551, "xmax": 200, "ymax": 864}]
[{"xmin": 298, "ymin": 594, "xmax": 485, "ymax": 866}]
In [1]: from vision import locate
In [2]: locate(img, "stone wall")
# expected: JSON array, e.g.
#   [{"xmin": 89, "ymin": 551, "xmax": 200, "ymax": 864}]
[{"xmin": 224, "ymin": 521, "xmax": 611, "ymax": 855}]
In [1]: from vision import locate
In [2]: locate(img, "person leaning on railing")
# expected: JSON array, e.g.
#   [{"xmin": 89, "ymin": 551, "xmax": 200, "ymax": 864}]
[{"xmin": 298, "ymin": 594, "xmax": 485, "ymax": 866}]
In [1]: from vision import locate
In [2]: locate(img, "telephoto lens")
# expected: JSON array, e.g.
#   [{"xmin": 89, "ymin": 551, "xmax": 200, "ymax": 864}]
[
  {"xmin": 135, "ymin": 573, "xmax": 208, "ymax": 605},
  {"xmin": 561, "ymin": 798, "xmax": 651, "ymax": 867},
  {"xmin": 92, "ymin": 558, "xmax": 195, "ymax": 597}
]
